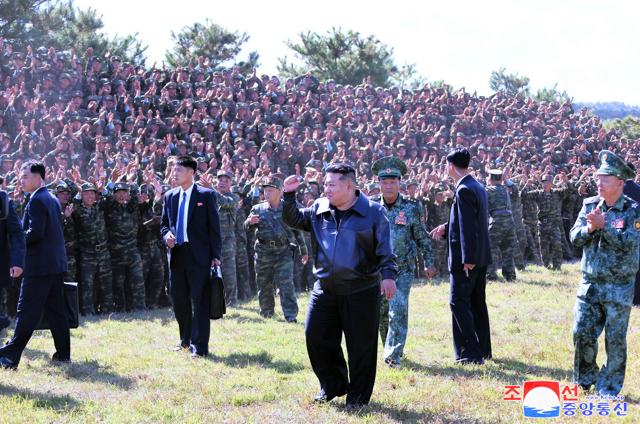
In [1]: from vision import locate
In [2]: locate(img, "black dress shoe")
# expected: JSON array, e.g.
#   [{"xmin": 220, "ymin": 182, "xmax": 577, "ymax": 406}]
[
  {"xmin": 172, "ymin": 343, "xmax": 190, "ymax": 352},
  {"xmin": 0, "ymin": 357, "xmax": 17, "ymax": 370},
  {"xmin": 51, "ymin": 352, "xmax": 70, "ymax": 363},
  {"xmin": 345, "ymin": 401, "xmax": 367, "ymax": 411},
  {"xmin": 456, "ymin": 357, "xmax": 484, "ymax": 365},
  {"xmin": 286, "ymin": 317, "xmax": 297, "ymax": 323},
  {"xmin": 0, "ymin": 316, "xmax": 10, "ymax": 332}
]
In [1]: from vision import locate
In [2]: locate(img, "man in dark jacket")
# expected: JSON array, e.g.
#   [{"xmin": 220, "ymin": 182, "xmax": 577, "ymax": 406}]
[
  {"xmin": 431, "ymin": 148, "xmax": 492, "ymax": 365},
  {"xmin": 0, "ymin": 189, "xmax": 25, "ymax": 332},
  {"xmin": 0, "ymin": 161, "xmax": 69, "ymax": 369},
  {"xmin": 282, "ymin": 163, "xmax": 397, "ymax": 408},
  {"xmin": 623, "ymin": 178, "xmax": 640, "ymax": 306}
]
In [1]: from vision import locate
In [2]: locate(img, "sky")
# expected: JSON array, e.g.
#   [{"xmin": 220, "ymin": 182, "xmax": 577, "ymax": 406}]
[{"xmin": 74, "ymin": 0, "xmax": 640, "ymax": 104}]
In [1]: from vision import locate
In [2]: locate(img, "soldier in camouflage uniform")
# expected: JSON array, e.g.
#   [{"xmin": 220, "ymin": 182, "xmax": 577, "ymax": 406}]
[
  {"xmin": 104, "ymin": 181, "xmax": 145, "ymax": 311},
  {"xmin": 570, "ymin": 150, "xmax": 640, "ymax": 396},
  {"xmin": 137, "ymin": 183, "xmax": 165, "ymax": 308},
  {"xmin": 245, "ymin": 174, "xmax": 307, "ymax": 322},
  {"xmin": 426, "ymin": 187, "xmax": 452, "ymax": 277},
  {"xmin": 486, "ymin": 170, "xmax": 518, "ymax": 281},
  {"xmin": 523, "ymin": 175, "xmax": 566, "ymax": 270},
  {"xmin": 521, "ymin": 182, "xmax": 543, "ymax": 265},
  {"xmin": 216, "ymin": 170, "xmax": 239, "ymax": 306},
  {"xmin": 54, "ymin": 181, "xmax": 78, "ymax": 283},
  {"xmin": 372, "ymin": 157, "xmax": 436, "ymax": 367},
  {"xmin": 72, "ymin": 183, "xmax": 113, "ymax": 314},
  {"xmin": 507, "ymin": 180, "xmax": 527, "ymax": 270},
  {"xmin": 232, "ymin": 185, "xmax": 252, "ymax": 301}
]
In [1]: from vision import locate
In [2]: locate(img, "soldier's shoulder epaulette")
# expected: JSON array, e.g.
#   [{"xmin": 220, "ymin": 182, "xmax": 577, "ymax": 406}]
[{"xmin": 583, "ymin": 195, "xmax": 600, "ymax": 205}]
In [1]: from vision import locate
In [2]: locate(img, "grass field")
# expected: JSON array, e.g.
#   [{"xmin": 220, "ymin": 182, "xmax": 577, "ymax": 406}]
[{"xmin": 1, "ymin": 263, "xmax": 639, "ymax": 423}]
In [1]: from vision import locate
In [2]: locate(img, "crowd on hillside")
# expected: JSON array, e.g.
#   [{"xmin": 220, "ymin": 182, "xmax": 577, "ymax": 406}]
[{"xmin": 0, "ymin": 41, "xmax": 637, "ymax": 314}]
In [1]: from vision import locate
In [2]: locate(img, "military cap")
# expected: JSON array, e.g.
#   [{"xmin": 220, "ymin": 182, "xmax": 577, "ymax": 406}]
[
  {"xmin": 114, "ymin": 181, "xmax": 130, "ymax": 192},
  {"xmin": 81, "ymin": 182, "xmax": 97, "ymax": 192},
  {"xmin": 303, "ymin": 139, "xmax": 316, "ymax": 147},
  {"xmin": 596, "ymin": 150, "xmax": 636, "ymax": 181},
  {"xmin": 163, "ymin": 81, "xmax": 177, "ymax": 90},
  {"xmin": 366, "ymin": 182, "xmax": 380, "ymax": 192},
  {"xmin": 407, "ymin": 179, "xmax": 419, "ymax": 188},
  {"xmin": 336, "ymin": 141, "xmax": 347, "ymax": 147},
  {"xmin": 488, "ymin": 169, "xmax": 503, "ymax": 181},
  {"xmin": 216, "ymin": 169, "xmax": 233, "ymax": 179},
  {"xmin": 55, "ymin": 181, "xmax": 71, "ymax": 193},
  {"xmin": 305, "ymin": 159, "xmax": 323, "ymax": 170},
  {"xmin": 541, "ymin": 174, "xmax": 552, "ymax": 183},
  {"xmin": 371, "ymin": 156, "xmax": 408, "ymax": 179},
  {"xmin": 258, "ymin": 141, "xmax": 273, "ymax": 154},
  {"xmin": 261, "ymin": 174, "xmax": 284, "ymax": 190}
]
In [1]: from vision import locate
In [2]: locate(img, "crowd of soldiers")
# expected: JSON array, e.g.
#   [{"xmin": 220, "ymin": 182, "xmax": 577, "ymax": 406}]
[{"xmin": 0, "ymin": 39, "xmax": 635, "ymax": 317}]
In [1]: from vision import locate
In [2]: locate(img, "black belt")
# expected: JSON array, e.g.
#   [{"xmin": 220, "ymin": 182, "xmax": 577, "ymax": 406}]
[
  {"xmin": 258, "ymin": 239, "xmax": 286, "ymax": 248},
  {"xmin": 492, "ymin": 210, "xmax": 512, "ymax": 215}
]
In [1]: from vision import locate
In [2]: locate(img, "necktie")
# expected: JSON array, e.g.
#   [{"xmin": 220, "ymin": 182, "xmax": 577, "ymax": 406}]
[{"xmin": 176, "ymin": 191, "xmax": 186, "ymax": 245}]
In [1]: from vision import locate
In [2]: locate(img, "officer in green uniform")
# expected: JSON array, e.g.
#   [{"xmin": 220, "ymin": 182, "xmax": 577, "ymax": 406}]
[
  {"xmin": 137, "ymin": 183, "xmax": 165, "ymax": 308},
  {"xmin": 245, "ymin": 174, "xmax": 308, "ymax": 322},
  {"xmin": 371, "ymin": 156, "xmax": 436, "ymax": 367},
  {"xmin": 216, "ymin": 170, "xmax": 239, "ymax": 307},
  {"xmin": 570, "ymin": 150, "xmax": 640, "ymax": 396},
  {"xmin": 486, "ymin": 169, "xmax": 518, "ymax": 281},
  {"xmin": 54, "ymin": 181, "xmax": 78, "ymax": 283}
]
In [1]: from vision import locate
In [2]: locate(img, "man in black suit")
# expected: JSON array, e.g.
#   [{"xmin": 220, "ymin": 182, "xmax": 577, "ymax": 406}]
[
  {"xmin": 0, "ymin": 189, "xmax": 26, "ymax": 332},
  {"xmin": 431, "ymin": 148, "xmax": 492, "ymax": 365},
  {"xmin": 0, "ymin": 161, "xmax": 69, "ymax": 369},
  {"xmin": 161, "ymin": 156, "xmax": 222, "ymax": 358}
]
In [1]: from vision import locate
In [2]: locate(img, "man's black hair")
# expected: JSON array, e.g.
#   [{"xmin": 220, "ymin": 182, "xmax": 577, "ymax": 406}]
[
  {"xmin": 446, "ymin": 148, "xmax": 471, "ymax": 169},
  {"xmin": 176, "ymin": 156, "xmax": 197, "ymax": 173},
  {"xmin": 326, "ymin": 163, "xmax": 356, "ymax": 183},
  {"xmin": 22, "ymin": 160, "xmax": 46, "ymax": 180}
]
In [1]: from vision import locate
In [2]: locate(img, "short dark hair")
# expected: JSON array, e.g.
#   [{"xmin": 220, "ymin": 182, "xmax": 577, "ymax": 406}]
[
  {"xmin": 22, "ymin": 160, "xmax": 45, "ymax": 179},
  {"xmin": 175, "ymin": 156, "xmax": 197, "ymax": 173},
  {"xmin": 326, "ymin": 163, "xmax": 356, "ymax": 183},
  {"xmin": 446, "ymin": 148, "xmax": 471, "ymax": 169}
]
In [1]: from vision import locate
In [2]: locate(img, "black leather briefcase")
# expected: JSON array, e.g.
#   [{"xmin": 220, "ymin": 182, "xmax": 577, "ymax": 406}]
[
  {"xmin": 209, "ymin": 266, "xmax": 226, "ymax": 320},
  {"xmin": 36, "ymin": 282, "xmax": 79, "ymax": 330}
]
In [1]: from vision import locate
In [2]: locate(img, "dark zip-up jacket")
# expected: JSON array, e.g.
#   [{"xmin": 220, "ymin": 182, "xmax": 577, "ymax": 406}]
[{"xmin": 283, "ymin": 190, "xmax": 397, "ymax": 294}]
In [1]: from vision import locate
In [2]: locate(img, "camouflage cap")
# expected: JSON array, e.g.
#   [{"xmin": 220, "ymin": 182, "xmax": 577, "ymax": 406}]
[
  {"xmin": 114, "ymin": 181, "xmax": 130, "ymax": 192},
  {"xmin": 261, "ymin": 174, "xmax": 284, "ymax": 190},
  {"xmin": 371, "ymin": 156, "xmax": 408, "ymax": 179},
  {"xmin": 596, "ymin": 150, "xmax": 636, "ymax": 181},
  {"xmin": 81, "ymin": 182, "xmax": 97, "ymax": 192},
  {"xmin": 216, "ymin": 169, "xmax": 234, "ymax": 179},
  {"xmin": 55, "ymin": 181, "xmax": 71, "ymax": 193}
]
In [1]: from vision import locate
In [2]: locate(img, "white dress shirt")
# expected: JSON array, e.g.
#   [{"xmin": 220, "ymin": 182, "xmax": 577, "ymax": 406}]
[{"xmin": 178, "ymin": 183, "xmax": 194, "ymax": 243}]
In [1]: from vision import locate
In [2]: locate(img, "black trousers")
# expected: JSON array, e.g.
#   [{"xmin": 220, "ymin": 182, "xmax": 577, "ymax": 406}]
[
  {"xmin": 305, "ymin": 282, "xmax": 380, "ymax": 405},
  {"xmin": 449, "ymin": 266, "xmax": 492, "ymax": 362},
  {"xmin": 169, "ymin": 245, "xmax": 211, "ymax": 355},
  {"xmin": 0, "ymin": 273, "xmax": 70, "ymax": 365}
]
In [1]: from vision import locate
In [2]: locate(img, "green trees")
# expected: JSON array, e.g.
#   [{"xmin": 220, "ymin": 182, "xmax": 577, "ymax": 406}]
[{"xmin": 165, "ymin": 19, "xmax": 259, "ymax": 72}]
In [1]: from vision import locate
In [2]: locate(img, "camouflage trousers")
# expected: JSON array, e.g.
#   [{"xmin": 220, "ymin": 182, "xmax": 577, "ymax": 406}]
[
  {"xmin": 301, "ymin": 258, "xmax": 315, "ymax": 292},
  {"xmin": 379, "ymin": 271, "xmax": 414, "ymax": 363},
  {"xmin": 573, "ymin": 282, "xmax": 633, "ymax": 396},
  {"xmin": 560, "ymin": 218, "xmax": 575, "ymax": 260},
  {"xmin": 254, "ymin": 245, "xmax": 298, "ymax": 320},
  {"xmin": 236, "ymin": 241, "xmax": 252, "ymax": 301},
  {"xmin": 79, "ymin": 248, "xmax": 113, "ymax": 314},
  {"xmin": 538, "ymin": 220, "xmax": 563, "ymax": 270},
  {"xmin": 513, "ymin": 219, "xmax": 527, "ymax": 270},
  {"xmin": 293, "ymin": 250, "xmax": 304, "ymax": 292},
  {"xmin": 487, "ymin": 218, "xmax": 518, "ymax": 281},
  {"xmin": 140, "ymin": 242, "xmax": 165, "ymax": 308},
  {"xmin": 524, "ymin": 221, "xmax": 543, "ymax": 265},
  {"xmin": 222, "ymin": 235, "xmax": 238, "ymax": 306},
  {"xmin": 111, "ymin": 248, "xmax": 145, "ymax": 312},
  {"xmin": 65, "ymin": 253, "xmax": 78, "ymax": 283},
  {"xmin": 433, "ymin": 240, "xmax": 449, "ymax": 278}
]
